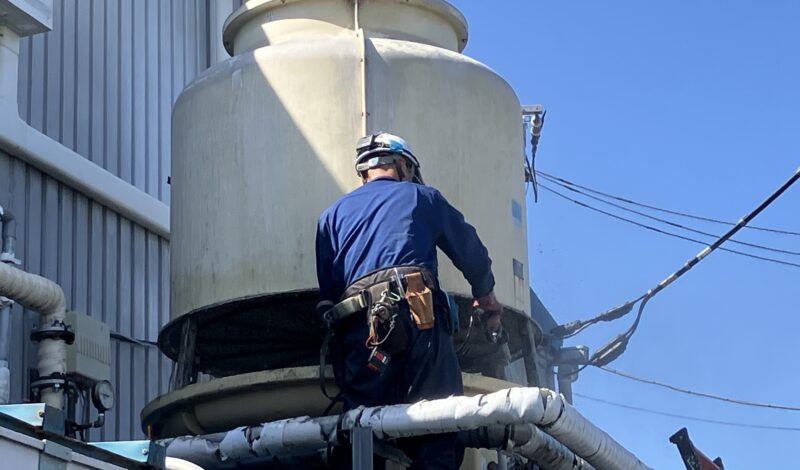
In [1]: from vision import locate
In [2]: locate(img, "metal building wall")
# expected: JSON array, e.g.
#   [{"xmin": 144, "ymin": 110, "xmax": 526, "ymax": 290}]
[
  {"xmin": 5, "ymin": 0, "xmax": 219, "ymax": 440},
  {"xmin": 0, "ymin": 150, "xmax": 171, "ymax": 441},
  {"xmin": 16, "ymin": 0, "xmax": 211, "ymax": 204}
]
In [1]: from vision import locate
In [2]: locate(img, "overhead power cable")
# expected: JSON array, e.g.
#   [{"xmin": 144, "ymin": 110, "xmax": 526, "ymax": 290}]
[
  {"xmin": 596, "ymin": 366, "xmax": 800, "ymax": 412},
  {"xmin": 537, "ymin": 170, "xmax": 800, "ymax": 237},
  {"xmin": 574, "ymin": 393, "xmax": 800, "ymax": 432},
  {"xmin": 536, "ymin": 173, "xmax": 800, "ymax": 257},
  {"xmin": 537, "ymin": 183, "xmax": 800, "ymax": 269},
  {"xmin": 548, "ymin": 167, "xmax": 800, "ymax": 369}
]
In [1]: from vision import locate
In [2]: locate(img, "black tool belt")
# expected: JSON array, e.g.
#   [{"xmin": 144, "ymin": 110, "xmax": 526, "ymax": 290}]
[{"xmin": 328, "ymin": 265, "xmax": 436, "ymax": 324}]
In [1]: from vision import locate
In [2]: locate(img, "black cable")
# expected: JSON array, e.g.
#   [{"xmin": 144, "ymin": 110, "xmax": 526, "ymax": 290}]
[
  {"xmin": 456, "ymin": 312, "xmax": 477, "ymax": 357},
  {"xmin": 537, "ymin": 172, "xmax": 800, "ymax": 256},
  {"xmin": 538, "ymin": 183, "xmax": 800, "ymax": 268},
  {"xmin": 545, "ymin": 168, "xmax": 800, "ymax": 365},
  {"xmin": 537, "ymin": 170, "xmax": 800, "ymax": 236},
  {"xmin": 110, "ymin": 331, "xmax": 158, "ymax": 347},
  {"xmin": 529, "ymin": 112, "xmax": 545, "ymax": 203},
  {"xmin": 623, "ymin": 293, "xmax": 650, "ymax": 340},
  {"xmin": 560, "ymin": 322, "xmax": 592, "ymax": 339},
  {"xmin": 594, "ymin": 366, "xmax": 800, "ymax": 412},
  {"xmin": 574, "ymin": 393, "xmax": 800, "ymax": 431}
]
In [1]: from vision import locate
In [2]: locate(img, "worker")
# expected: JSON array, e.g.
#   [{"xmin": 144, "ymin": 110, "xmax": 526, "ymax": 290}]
[{"xmin": 315, "ymin": 132, "xmax": 501, "ymax": 469}]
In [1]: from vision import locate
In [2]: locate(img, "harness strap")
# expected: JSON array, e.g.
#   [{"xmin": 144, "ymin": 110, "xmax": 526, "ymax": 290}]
[
  {"xmin": 319, "ymin": 327, "xmax": 347, "ymax": 417},
  {"xmin": 333, "ymin": 292, "xmax": 368, "ymax": 321}
]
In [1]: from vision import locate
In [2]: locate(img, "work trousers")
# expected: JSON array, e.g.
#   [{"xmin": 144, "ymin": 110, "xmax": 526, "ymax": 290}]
[{"xmin": 330, "ymin": 301, "xmax": 464, "ymax": 469}]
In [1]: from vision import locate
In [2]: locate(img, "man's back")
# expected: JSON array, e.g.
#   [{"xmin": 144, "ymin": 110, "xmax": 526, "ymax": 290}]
[
  {"xmin": 316, "ymin": 177, "xmax": 440, "ymax": 302},
  {"xmin": 316, "ymin": 177, "xmax": 494, "ymax": 303}
]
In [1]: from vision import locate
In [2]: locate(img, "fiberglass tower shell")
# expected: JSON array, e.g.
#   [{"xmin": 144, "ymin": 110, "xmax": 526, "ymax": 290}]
[{"xmin": 148, "ymin": 0, "xmax": 534, "ymax": 437}]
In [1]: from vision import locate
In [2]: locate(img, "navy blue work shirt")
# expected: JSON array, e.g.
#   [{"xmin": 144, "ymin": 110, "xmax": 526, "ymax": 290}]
[{"xmin": 315, "ymin": 177, "xmax": 495, "ymax": 302}]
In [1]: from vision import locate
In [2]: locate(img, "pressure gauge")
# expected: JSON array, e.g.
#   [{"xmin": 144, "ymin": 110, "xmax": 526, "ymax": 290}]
[{"xmin": 91, "ymin": 380, "xmax": 115, "ymax": 412}]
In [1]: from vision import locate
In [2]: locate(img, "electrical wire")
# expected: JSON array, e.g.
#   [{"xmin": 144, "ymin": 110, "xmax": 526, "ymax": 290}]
[
  {"xmin": 537, "ymin": 172, "xmax": 800, "ymax": 256},
  {"xmin": 574, "ymin": 392, "xmax": 800, "ymax": 431},
  {"xmin": 596, "ymin": 366, "xmax": 800, "ymax": 412},
  {"xmin": 544, "ymin": 167, "xmax": 800, "ymax": 366},
  {"xmin": 456, "ymin": 312, "xmax": 477, "ymax": 357},
  {"xmin": 110, "ymin": 331, "xmax": 158, "ymax": 347},
  {"xmin": 537, "ymin": 170, "xmax": 800, "ymax": 237},
  {"xmin": 537, "ymin": 182, "xmax": 800, "ymax": 269}
]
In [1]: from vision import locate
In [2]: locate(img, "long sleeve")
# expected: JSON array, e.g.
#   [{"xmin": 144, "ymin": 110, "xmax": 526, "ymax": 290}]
[
  {"xmin": 432, "ymin": 190, "xmax": 495, "ymax": 298},
  {"xmin": 315, "ymin": 217, "xmax": 337, "ymax": 303}
]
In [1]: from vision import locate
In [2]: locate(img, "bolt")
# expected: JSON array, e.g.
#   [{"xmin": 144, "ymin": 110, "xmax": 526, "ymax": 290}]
[
  {"xmin": 38, "ymin": 410, "xmax": 44, "ymax": 418},
  {"xmin": 141, "ymin": 448, "xmax": 148, "ymax": 456}
]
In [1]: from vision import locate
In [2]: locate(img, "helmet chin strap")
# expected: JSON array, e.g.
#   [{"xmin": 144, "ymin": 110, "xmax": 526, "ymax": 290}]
[
  {"xmin": 396, "ymin": 160, "xmax": 410, "ymax": 182},
  {"xmin": 360, "ymin": 155, "xmax": 421, "ymax": 184}
]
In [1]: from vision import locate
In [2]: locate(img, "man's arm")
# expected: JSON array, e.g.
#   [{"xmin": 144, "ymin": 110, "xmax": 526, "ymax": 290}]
[
  {"xmin": 431, "ymin": 189, "xmax": 496, "ymax": 299},
  {"xmin": 315, "ymin": 218, "xmax": 337, "ymax": 303}
]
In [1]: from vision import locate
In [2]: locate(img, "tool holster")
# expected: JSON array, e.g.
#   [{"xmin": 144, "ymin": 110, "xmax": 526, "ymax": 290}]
[{"xmin": 335, "ymin": 265, "xmax": 438, "ymax": 329}]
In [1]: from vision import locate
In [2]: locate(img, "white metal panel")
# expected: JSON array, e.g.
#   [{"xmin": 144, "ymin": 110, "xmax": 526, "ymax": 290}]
[{"xmin": 0, "ymin": 426, "xmax": 128, "ymax": 470}]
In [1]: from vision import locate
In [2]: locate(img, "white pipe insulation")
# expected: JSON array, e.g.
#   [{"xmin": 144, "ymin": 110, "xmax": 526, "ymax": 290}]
[
  {"xmin": 515, "ymin": 424, "xmax": 595, "ymax": 470},
  {"xmin": 165, "ymin": 457, "xmax": 205, "ymax": 470},
  {"xmin": 167, "ymin": 387, "xmax": 651, "ymax": 470},
  {"xmin": 0, "ymin": 260, "xmax": 66, "ymax": 409}
]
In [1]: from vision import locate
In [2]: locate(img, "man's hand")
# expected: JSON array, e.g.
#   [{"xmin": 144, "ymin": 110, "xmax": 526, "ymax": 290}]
[{"xmin": 473, "ymin": 291, "xmax": 502, "ymax": 331}]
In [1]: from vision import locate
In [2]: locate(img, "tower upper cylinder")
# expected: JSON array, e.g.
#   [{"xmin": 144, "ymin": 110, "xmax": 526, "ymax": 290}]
[{"xmin": 165, "ymin": 0, "xmax": 530, "ymax": 374}]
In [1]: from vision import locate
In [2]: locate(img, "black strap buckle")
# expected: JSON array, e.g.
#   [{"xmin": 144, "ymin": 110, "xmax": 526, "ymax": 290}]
[{"xmin": 30, "ymin": 320, "xmax": 75, "ymax": 344}]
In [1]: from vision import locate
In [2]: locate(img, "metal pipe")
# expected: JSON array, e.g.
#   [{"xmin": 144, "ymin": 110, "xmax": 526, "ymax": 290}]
[
  {"xmin": 557, "ymin": 364, "xmax": 576, "ymax": 404},
  {"xmin": 0, "ymin": 260, "xmax": 67, "ymax": 409},
  {"xmin": 166, "ymin": 387, "xmax": 651, "ymax": 470},
  {"xmin": 1, "ymin": 206, "xmax": 17, "ymax": 259},
  {"xmin": 0, "ymin": 205, "xmax": 18, "ymax": 365},
  {"xmin": 0, "ymin": 304, "xmax": 8, "ymax": 361},
  {"xmin": 0, "ymin": 204, "xmax": 16, "ymax": 404}
]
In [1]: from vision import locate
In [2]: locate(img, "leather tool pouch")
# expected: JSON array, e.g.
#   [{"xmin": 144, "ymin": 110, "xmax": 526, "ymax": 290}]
[{"xmin": 404, "ymin": 272, "xmax": 435, "ymax": 330}]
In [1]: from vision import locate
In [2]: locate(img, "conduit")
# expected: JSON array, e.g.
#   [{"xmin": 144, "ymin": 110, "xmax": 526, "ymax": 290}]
[
  {"xmin": 0, "ymin": 260, "xmax": 66, "ymax": 409},
  {"xmin": 166, "ymin": 387, "xmax": 651, "ymax": 470}
]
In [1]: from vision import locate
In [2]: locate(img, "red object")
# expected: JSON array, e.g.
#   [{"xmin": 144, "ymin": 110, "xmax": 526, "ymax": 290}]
[
  {"xmin": 692, "ymin": 446, "xmax": 722, "ymax": 470},
  {"xmin": 670, "ymin": 428, "xmax": 724, "ymax": 470}
]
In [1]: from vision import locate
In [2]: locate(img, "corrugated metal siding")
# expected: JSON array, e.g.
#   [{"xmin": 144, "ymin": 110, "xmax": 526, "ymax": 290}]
[
  {"xmin": 0, "ymin": 150, "xmax": 172, "ymax": 441},
  {"xmin": 17, "ymin": 0, "xmax": 212, "ymax": 204}
]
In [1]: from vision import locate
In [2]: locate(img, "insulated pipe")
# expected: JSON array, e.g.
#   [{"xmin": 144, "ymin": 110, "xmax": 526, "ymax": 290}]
[
  {"xmin": 0, "ymin": 260, "xmax": 66, "ymax": 409},
  {"xmin": 164, "ymin": 435, "xmax": 327, "ymax": 469},
  {"xmin": 0, "ymin": 205, "xmax": 16, "ymax": 404},
  {"xmin": 166, "ymin": 387, "xmax": 651, "ymax": 470},
  {"xmin": 165, "ymin": 457, "xmax": 205, "ymax": 470},
  {"xmin": 0, "ymin": 302, "xmax": 10, "ymax": 403},
  {"xmin": 460, "ymin": 425, "xmax": 595, "ymax": 470},
  {"xmin": 515, "ymin": 424, "xmax": 595, "ymax": 470}
]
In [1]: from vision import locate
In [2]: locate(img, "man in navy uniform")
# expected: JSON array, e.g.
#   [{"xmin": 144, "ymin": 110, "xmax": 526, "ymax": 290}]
[{"xmin": 316, "ymin": 132, "xmax": 501, "ymax": 469}]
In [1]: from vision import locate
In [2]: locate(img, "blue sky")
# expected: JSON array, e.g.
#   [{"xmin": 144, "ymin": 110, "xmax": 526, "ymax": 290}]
[{"xmin": 452, "ymin": 1, "xmax": 800, "ymax": 468}]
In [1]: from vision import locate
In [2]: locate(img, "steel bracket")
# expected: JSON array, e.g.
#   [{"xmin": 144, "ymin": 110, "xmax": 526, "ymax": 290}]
[
  {"xmin": 0, "ymin": 403, "xmax": 65, "ymax": 434},
  {"xmin": 90, "ymin": 440, "xmax": 166, "ymax": 468}
]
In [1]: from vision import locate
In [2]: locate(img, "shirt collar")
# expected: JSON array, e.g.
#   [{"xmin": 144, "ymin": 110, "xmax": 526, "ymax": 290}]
[{"xmin": 368, "ymin": 176, "xmax": 399, "ymax": 183}]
